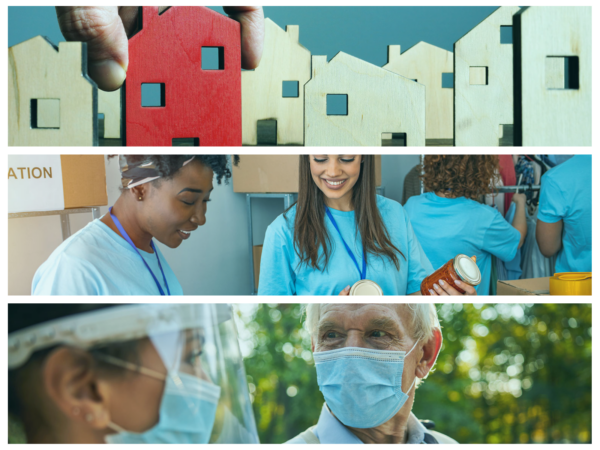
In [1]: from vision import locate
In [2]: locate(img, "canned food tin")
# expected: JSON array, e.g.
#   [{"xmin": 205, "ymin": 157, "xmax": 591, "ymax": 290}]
[
  {"xmin": 350, "ymin": 279, "xmax": 383, "ymax": 296},
  {"xmin": 420, "ymin": 254, "xmax": 481, "ymax": 295}
]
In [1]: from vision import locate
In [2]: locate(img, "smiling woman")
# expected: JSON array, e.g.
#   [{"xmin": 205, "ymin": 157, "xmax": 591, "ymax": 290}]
[
  {"xmin": 31, "ymin": 155, "xmax": 238, "ymax": 295},
  {"xmin": 257, "ymin": 155, "xmax": 477, "ymax": 296}
]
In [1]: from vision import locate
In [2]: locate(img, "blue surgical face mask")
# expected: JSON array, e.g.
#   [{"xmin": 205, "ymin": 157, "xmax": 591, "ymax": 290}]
[
  {"xmin": 313, "ymin": 342, "xmax": 419, "ymax": 429},
  {"xmin": 105, "ymin": 371, "xmax": 222, "ymax": 444}
]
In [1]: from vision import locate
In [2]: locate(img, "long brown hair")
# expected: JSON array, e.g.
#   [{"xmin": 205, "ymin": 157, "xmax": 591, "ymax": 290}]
[{"xmin": 288, "ymin": 155, "xmax": 404, "ymax": 271}]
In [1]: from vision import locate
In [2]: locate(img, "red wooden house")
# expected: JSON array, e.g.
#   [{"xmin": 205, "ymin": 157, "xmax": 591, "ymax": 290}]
[{"xmin": 126, "ymin": 6, "xmax": 241, "ymax": 146}]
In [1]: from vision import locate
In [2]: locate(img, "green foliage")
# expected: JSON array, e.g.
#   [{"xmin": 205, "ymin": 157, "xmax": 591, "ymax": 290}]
[{"xmin": 237, "ymin": 303, "xmax": 591, "ymax": 444}]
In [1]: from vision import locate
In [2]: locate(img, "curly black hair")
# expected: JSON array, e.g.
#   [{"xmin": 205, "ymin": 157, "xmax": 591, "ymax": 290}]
[{"xmin": 110, "ymin": 155, "xmax": 239, "ymax": 185}]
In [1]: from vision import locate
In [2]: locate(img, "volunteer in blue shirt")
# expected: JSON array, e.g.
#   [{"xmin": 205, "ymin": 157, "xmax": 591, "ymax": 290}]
[
  {"xmin": 536, "ymin": 154, "xmax": 591, "ymax": 273},
  {"xmin": 404, "ymin": 155, "xmax": 527, "ymax": 295},
  {"xmin": 32, "ymin": 155, "xmax": 237, "ymax": 295},
  {"xmin": 258, "ymin": 155, "xmax": 476, "ymax": 296}
]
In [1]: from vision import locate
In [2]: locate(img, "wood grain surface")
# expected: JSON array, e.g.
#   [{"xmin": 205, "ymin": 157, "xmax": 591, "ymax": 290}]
[
  {"xmin": 305, "ymin": 52, "xmax": 425, "ymax": 146},
  {"xmin": 8, "ymin": 36, "xmax": 97, "ymax": 146},
  {"xmin": 125, "ymin": 6, "xmax": 241, "ymax": 146},
  {"xmin": 242, "ymin": 18, "xmax": 311, "ymax": 146}
]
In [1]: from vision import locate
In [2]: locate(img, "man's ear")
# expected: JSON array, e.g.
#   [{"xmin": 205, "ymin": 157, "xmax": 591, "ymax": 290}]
[
  {"xmin": 415, "ymin": 328, "xmax": 442, "ymax": 379},
  {"xmin": 43, "ymin": 347, "xmax": 113, "ymax": 431}
]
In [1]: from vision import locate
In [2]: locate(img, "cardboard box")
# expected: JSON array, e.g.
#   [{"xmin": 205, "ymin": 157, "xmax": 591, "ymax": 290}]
[
  {"xmin": 496, "ymin": 278, "xmax": 550, "ymax": 295},
  {"xmin": 233, "ymin": 155, "xmax": 382, "ymax": 193},
  {"xmin": 253, "ymin": 245, "xmax": 263, "ymax": 289},
  {"xmin": 8, "ymin": 155, "xmax": 108, "ymax": 213}
]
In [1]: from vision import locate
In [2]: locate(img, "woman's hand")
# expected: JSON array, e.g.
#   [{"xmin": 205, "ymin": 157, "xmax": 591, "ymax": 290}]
[
  {"xmin": 428, "ymin": 279, "xmax": 477, "ymax": 295},
  {"xmin": 338, "ymin": 285, "xmax": 351, "ymax": 295}
]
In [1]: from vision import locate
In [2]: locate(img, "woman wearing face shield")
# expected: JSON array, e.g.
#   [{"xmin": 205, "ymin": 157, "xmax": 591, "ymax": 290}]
[
  {"xmin": 8, "ymin": 304, "xmax": 259, "ymax": 444},
  {"xmin": 32, "ymin": 155, "xmax": 238, "ymax": 295},
  {"xmin": 258, "ymin": 155, "xmax": 477, "ymax": 296}
]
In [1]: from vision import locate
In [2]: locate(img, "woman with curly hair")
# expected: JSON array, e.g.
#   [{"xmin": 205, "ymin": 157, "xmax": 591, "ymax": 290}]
[
  {"xmin": 404, "ymin": 155, "xmax": 527, "ymax": 295},
  {"xmin": 258, "ymin": 155, "xmax": 476, "ymax": 296},
  {"xmin": 32, "ymin": 155, "xmax": 237, "ymax": 295}
]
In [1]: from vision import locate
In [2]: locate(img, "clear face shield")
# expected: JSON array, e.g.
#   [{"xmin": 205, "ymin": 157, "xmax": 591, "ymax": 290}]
[{"xmin": 8, "ymin": 304, "xmax": 259, "ymax": 444}]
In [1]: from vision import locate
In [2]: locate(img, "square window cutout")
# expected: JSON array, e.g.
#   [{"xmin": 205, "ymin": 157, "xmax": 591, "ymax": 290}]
[
  {"xmin": 257, "ymin": 120, "xmax": 277, "ymax": 145},
  {"xmin": 202, "ymin": 47, "xmax": 224, "ymax": 70},
  {"xmin": 141, "ymin": 83, "xmax": 165, "ymax": 107},
  {"xmin": 172, "ymin": 138, "xmax": 200, "ymax": 146},
  {"xmin": 327, "ymin": 94, "xmax": 348, "ymax": 115},
  {"xmin": 546, "ymin": 56, "xmax": 579, "ymax": 90},
  {"xmin": 282, "ymin": 81, "xmax": 299, "ymax": 98},
  {"xmin": 31, "ymin": 99, "xmax": 60, "ymax": 129},
  {"xmin": 500, "ymin": 26, "xmax": 513, "ymax": 44},
  {"xmin": 382, "ymin": 132, "xmax": 407, "ymax": 146},
  {"xmin": 442, "ymin": 73, "xmax": 454, "ymax": 89},
  {"xmin": 469, "ymin": 67, "xmax": 488, "ymax": 85}
]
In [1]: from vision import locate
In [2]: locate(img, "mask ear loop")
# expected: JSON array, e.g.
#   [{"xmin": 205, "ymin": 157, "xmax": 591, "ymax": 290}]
[{"xmin": 401, "ymin": 340, "xmax": 421, "ymax": 395}]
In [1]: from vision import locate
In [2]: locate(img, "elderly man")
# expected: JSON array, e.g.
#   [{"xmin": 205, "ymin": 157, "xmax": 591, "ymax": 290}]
[{"xmin": 288, "ymin": 303, "xmax": 457, "ymax": 444}]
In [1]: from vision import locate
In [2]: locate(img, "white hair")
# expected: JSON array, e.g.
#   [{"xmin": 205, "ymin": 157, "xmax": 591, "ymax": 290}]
[
  {"xmin": 304, "ymin": 304, "xmax": 442, "ymax": 385},
  {"xmin": 304, "ymin": 303, "xmax": 440, "ymax": 343}
]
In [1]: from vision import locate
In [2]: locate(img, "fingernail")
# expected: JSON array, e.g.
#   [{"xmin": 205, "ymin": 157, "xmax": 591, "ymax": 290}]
[
  {"xmin": 455, "ymin": 280, "xmax": 462, "ymax": 285},
  {"xmin": 429, "ymin": 289, "xmax": 435, "ymax": 295},
  {"xmin": 345, "ymin": 285, "xmax": 351, "ymax": 291},
  {"xmin": 433, "ymin": 284, "xmax": 439, "ymax": 290},
  {"xmin": 88, "ymin": 59, "xmax": 126, "ymax": 91},
  {"xmin": 439, "ymin": 280, "xmax": 446, "ymax": 286}
]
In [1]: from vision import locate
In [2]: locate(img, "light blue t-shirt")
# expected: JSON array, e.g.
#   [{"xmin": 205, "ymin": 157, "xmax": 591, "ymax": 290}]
[
  {"xmin": 32, "ymin": 219, "xmax": 183, "ymax": 295},
  {"xmin": 404, "ymin": 192, "xmax": 520, "ymax": 295},
  {"xmin": 258, "ymin": 195, "xmax": 433, "ymax": 295},
  {"xmin": 537, "ymin": 155, "xmax": 591, "ymax": 273}
]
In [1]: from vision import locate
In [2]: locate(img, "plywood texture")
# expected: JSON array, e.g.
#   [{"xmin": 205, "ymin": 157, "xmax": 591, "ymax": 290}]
[
  {"xmin": 383, "ymin": 42, "xmax": 453, "ymax": 141},
  {"xmin": 8, "ymin": 36, "xmax": 97, "ymax": 146},
  {"xmin": 454, "ymin": 6, "xmax": 520, "ymax": 146},
  {"xmin": 98, "ymin": 88, "xmax": 121, "ymax": 139},
  {"xmin": 305, "ymin": 52, "xmax": 425, "ymax": 146},
  {"xmin": 513, "ymin": 7, "xmax": 591, "ymax": 146},
  {"xmin": 242, "ymin": 18, "xmax": 311, "ymax": 146},
  {"xmin": 126, "ymin": 6, "xmax": 241, "ymax": 146}
]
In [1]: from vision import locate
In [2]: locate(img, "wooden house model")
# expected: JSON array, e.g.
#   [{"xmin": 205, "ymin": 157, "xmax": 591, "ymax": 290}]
[
  {"xmin": 513, "ymin": 6, "xmax": 591, "ymax": 146},
  {"xmin": 454, "ymin": 6, "xmax": 520, "ymax": 146},
  {"xmin": 98, "ymin": 88, "xmax": 121, "ymax": 145},
  {"xmin": 242, "ymin": 18, "xmax": 311, "ymax": 146},
  {"xmin": 8, "ymin": 36, "xmax": 97, "ymax": 146},
  {"xmin": 305, "ymin": 52, "xmax": 425, "ymax": 146},
  {"xmin": 383, "ymin": 42, "xmax": 453, "ymax": 146},
  {"xmin": 125, "ymin": 6, "xmax": 241, "ymax": 146}
]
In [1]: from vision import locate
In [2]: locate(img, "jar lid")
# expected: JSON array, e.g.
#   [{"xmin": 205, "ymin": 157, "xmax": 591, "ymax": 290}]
[
  {"xmin": 350, "ymin": 279, "xmax": 383, "ymax": 296},
  {"xmin": 453, "ymin": 255, "xmax": 481, "ymax": 286}
]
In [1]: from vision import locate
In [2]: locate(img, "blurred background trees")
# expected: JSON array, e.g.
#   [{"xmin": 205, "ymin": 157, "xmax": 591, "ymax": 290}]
[{"xmin": 234, "ymin": 303, "xmax": 591, "ymax": 444}]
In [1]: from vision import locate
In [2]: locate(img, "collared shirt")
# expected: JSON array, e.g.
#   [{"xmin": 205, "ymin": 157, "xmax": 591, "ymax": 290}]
[{"xmin": 287, "ymin": 403, "xmax": 431, "ymax": 444}]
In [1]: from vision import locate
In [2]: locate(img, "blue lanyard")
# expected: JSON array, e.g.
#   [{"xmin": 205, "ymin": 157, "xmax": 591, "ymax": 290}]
[
  {"xmin": 109, "ymin": 207, "xmax": 170, "ymax": 296},
  {"xmin": 325, "ymin": 207, "xmax": 367, "ymax": 280}
]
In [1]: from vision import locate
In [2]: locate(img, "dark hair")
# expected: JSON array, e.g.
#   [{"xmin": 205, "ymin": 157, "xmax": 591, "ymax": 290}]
[
  {"xmin": 422, "ymin": 155, "xmax": 500, "ymax": 200},
  {"xmin": 290, "ymin": 155, "xmax": 404, "ymax": 271},
  {"xmin": 110, "ymin": 155, "xmax": 240, "ymax": 185},
  {"xmin": 8, "ymin": 305, "xmax": 140, "ymax": 422}
]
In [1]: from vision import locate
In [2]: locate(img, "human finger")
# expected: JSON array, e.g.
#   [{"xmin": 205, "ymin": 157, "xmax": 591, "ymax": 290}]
[
  {"xmin": 432, "ymin": 282, "xmax": 449, "ymax": 296},
  {"xmin": 455, "ymin": 280, "xmax": 477, "ymax": 295},
  {"xmin": 338, "ymin": 285, "xmax": 351, "ymax": 296},
  {"xmin": 56, "ymin": 6, "xmax": 129, "ymax": 91},
  {"xmin": 223, "ymin": 6, "xmax": 264, "ymax": 69}
]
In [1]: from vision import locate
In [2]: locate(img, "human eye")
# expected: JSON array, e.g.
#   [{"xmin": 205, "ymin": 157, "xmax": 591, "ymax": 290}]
[
  {"xmin": 185, "ymin": 348, "xmax": 203, "ymax": 366},
  {"xmin": 313, "ymin": 156, "xmax": 328, "ymax": 163},
  {"xmin": 371, "ymin": 330, "xmax": 387, "ymax": 338},
  {"xmin": 340, "ymin": 156, "xmax": 356, "ymax": 163},
  {"xmin": 181, "ymin": 200, "xmax": 195, "ymax": 206},
  {"xmin": 323, "ymin": 330, "xmax": 341, "ymax": 340}
]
